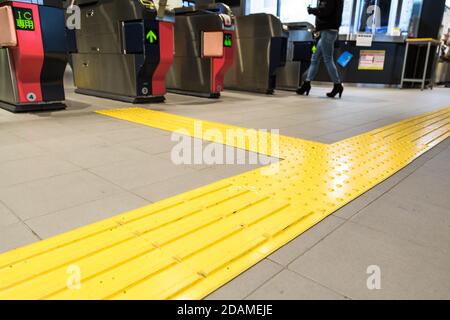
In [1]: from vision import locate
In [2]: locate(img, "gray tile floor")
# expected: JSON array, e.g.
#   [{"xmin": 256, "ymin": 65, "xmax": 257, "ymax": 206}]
[{"xmin": 0, "ymin": 72, "xmax": 449, "ymax": 299}]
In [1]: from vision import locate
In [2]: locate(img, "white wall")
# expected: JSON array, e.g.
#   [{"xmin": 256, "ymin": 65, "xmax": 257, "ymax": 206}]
[{"xmin": 443, "ymin": 6, "xmax": 450, "ymax": 33}]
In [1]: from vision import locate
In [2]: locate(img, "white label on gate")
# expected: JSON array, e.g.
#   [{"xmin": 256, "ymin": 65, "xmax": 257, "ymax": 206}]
[{"xmin": 356, "ymin": 33, "xmax": 373, "ymax": 47}]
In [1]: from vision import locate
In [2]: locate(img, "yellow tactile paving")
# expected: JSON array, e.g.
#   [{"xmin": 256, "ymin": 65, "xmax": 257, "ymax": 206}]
[{"xmin": 0, "ymin": 106, "xmax": 449, "ymax": 300}]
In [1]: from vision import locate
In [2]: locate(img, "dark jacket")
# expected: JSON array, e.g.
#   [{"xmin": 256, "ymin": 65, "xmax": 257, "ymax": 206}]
[{"xmin": 309, "ymin": 0, "xmax": 344, "ymax": 32}]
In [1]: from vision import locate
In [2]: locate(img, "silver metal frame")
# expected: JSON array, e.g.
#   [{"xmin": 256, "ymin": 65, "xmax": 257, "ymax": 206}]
[
  {"xmin": 166, "ymin": 11, "xmax": 234, "ymax": 98},
  {"xmin": 71, "ymin": 0, "xmax": 164, "ymax": 103},
  {"xmin": 276, "ymin": 23, "xmax": 313, "ymax": 91},
  {"xmin": 0, "ymin": 48, "xmax": 19, "ymax": 104},
  {"xmin": 400, "ymin": 39, "xmax": 441, "ymax": 90},
  {"xmin": 224, "ymin": 13, "xmax": 287, "ymax": 94}
]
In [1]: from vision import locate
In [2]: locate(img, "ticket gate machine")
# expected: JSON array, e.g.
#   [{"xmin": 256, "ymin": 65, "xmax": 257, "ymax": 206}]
[
  {"xmin": 276, "ymin": 22, "xmax": 314, "ymax": 91},
  {"xmin": 166, "ymin": 3, "xmax": 235, "ymax": 98},
  {"xmin": 224, "ymin": 14, "xmax": 288, "ymax": 94},
  {"xmin": 70, "ymin": 0, "xmax": 174, "ymax": 103},
  {"xmin": 0, "ymin": 0, "xmax": 67, "ymax": 112}
]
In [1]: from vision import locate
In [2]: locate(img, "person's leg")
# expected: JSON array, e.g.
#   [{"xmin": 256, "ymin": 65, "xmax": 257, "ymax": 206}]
[
  {"xmin": 305, "ymin": 37, "xmax": 323, "ymax": 82},
  {"xmin": 320, "ymin": 30, "xmax": 341, "ymax": 84}
]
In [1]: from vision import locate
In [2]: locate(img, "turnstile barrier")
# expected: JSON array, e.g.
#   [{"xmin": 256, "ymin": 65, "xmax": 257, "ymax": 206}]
[
  {"xmin": 224, "ymin": 14, "xmax": 288, "ymax": 94},
  {"xmin": 166, "ymin": 3, "xmax": 235, "ymax": 98},
  {"xmin": 70, "ymin": 0, "xmax": 175, "ymax": 103},
  {"xmin": 276, "ymin": 22, "xmax": 314, "ymax": 91},
  {"xmin": 0, "ymin": 0, "xmax": 67, "ymax": 112}
]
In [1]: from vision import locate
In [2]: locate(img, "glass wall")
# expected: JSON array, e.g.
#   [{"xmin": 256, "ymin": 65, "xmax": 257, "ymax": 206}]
[
  {"xmin": 352, "ymin": 0, "xmax": 421, "ymax": 35},
  {"xmin": 341, "ymin": 0, "xmax": 356, "ymax": 34},
  {"xmin": 245, "ymin": 0, "xmax": 356, "ymax": 33},
  {"xmin": 279, "ymin": 0, "xmax": 317, "ymax": 25},
  {"xmin": 245, "ymin": 0, "xmax": 278, "ymax": 16},
  {"xmin": 245, "ymin": 0, "xmax": 423, "ymax": 36},
  {"xmin": 398, "ymin": 0, "xmax": 416, "ymax": 33}
]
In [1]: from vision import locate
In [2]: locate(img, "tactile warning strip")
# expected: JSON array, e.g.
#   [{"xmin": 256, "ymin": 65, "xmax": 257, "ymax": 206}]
[{"xmin": 0, "ymin": 106, "xmax": 449, "ymax": 300}]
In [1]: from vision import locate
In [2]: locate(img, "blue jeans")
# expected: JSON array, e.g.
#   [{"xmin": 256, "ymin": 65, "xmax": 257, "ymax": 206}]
[{"xmin": 306, "ymin": 30, "xmax": 341, "ymax": 84}]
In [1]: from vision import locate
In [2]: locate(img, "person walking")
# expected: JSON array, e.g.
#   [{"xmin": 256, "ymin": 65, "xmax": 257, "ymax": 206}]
[{"xmin": 297, "ymin": 0, "xmax": 345, "ymax": 98}]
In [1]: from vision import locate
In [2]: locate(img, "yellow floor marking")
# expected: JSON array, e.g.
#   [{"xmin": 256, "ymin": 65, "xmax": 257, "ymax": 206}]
[{"xmin": 0, "ymin": 106, "xmax": 449, "ymax": 300}]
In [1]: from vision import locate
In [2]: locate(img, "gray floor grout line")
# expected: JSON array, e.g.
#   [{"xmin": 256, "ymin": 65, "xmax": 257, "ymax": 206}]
[
  {"xmin": 240, "ymin": 258, "xmax": 350, "ymax": 300},
  {"xmin": 287, "ymin": 268, "xmax": 352, "ymax": 300},
  {"xmin": 283, "ymin": 218, "xmax": 351, "ymax": 268},
  {"xmin": 21, "ymin": 189, "xmax": 149, "ymax": 227},
  {"xmin": 332, "ymin": 160, "xmax": 430, "ymax": 221},
  {"xmin": 265, "ymin": 215, "xmax": 347, "ymax": 267},
  {"xmin": 0, "ymin": 201, "xmax": 45, "ymax": 242},
  {"xmin": 347, "ymin": 219, "xmax": 450, "ymax": 257},
  {"xmin": 0, "ymin": 167, "xmax": 83, "ymax": 191},
  {"xmin": 0, "ymin": 162, "xmax": 151, "ymax": 228},
  {"xmin": 0, "ymin": 199, "xmax": 23, "ymax": 227},
  {"xmin": 279, "ymin": 186, "xmax": 401, "ymax": 267},
  {"xmin": 241, "ymin": 262, "xmax": 285, "ymax": 300},
  {"xmin": 83, "ymin": 169, "xmax": 155, "ymax": 204},
  {"xmin": 0, "ymin": 144, "xmax": 60, "ymax": 165},
  {"xmin": 21, "ymin": 220, "xmax": 43, "ymax": 241},
  {"xmin": 238, "ymin": 216, "xmax": 350, "ymax": 300},
  {"xmin": 0, "ymin": 147, "xmax": 48, "ymax": 165}
]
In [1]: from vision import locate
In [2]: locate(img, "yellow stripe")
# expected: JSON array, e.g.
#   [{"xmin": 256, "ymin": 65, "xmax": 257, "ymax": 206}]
[
  {"xmin": 406, "ymin": 38, "xmax": 436, "ymax": 42},
  {"xmin": 0, "ymin": 106, "xmax": 449, "ymax": 300}
]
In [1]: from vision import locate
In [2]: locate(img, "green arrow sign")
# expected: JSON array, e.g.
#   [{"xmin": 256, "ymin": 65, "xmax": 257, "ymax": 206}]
[{"xmin": 146, "ymin": 30, "xmax": 158, "ymax": 44}]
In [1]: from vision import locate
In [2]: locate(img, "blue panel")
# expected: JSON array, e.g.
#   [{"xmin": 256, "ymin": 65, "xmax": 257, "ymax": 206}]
[{"xmin": 38, "ymin": 5, "xmax": 67, "ymax": 53}]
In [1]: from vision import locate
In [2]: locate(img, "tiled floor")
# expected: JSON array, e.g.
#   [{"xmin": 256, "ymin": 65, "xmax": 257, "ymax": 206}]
[{"xmin": 0, "ymin": 73, "xmax": 449, "ymax": 299}]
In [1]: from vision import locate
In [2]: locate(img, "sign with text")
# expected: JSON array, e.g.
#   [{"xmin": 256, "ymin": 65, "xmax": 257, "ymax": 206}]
[
  {"xmin": 358, "ymin": 50, "xmax": 386, "ymax": 71},
  {"xmin": 13, "ymin": 7, "xmax": 34, "ymax": 31},
  {"xmin": 356, "ymin": 33, "xmax": 373, "ymax": 47}
]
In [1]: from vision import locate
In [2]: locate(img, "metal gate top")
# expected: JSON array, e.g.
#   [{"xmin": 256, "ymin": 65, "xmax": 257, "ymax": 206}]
[{"xmin": 0, "ymin": 106, "xmax": 449, "ymax": 299}]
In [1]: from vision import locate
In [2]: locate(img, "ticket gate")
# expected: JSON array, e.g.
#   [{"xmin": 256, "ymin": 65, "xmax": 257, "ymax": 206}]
[
  {"xmin": 166, "ymin": 3, "xmax": 235, "ymax": 98},
  {"xmin": 0, "ymin": 0, "xmax": 67, "ymax": 112},
  {"xmin": 70, "ymin": 0, "xmax": 174, "ymax": 103},
  {"xmin": 224, "ymin": 14, "xmax": 288, "ymax": 94},
  {"xmin": 276, "ymin": 22, "xmax": 314, "ymax": 91}
]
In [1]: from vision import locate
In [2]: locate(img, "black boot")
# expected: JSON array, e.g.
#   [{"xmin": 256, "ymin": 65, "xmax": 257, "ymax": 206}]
[
  {"xmin": 327, "ymin": 83, "xmax": 344, "ymax": 98},
  {"xmin": 296, "ymin": 81, "xmax": 311, "ymax": 96}
]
